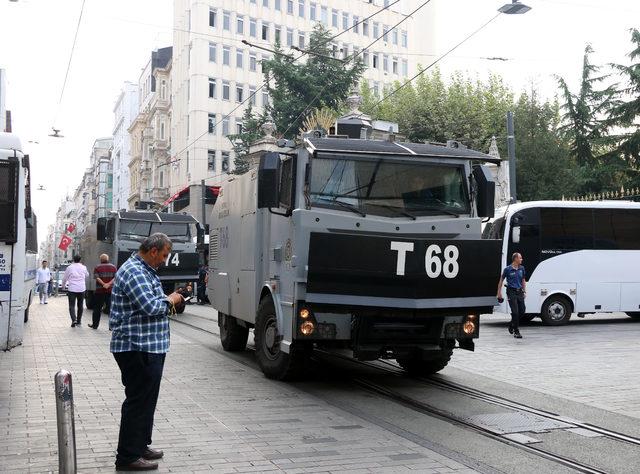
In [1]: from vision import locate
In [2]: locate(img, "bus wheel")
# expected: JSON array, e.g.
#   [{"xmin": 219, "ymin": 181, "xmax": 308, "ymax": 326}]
[
  {"xmin": 541, "ymin": 295, "xmax": 572, "ymax": 326},
  {"xmin": 397, "ymin": 349, "xmax": 453, "ymax": 376},
  {"xmin": 626, "ymin": 312, "xmax": 640, "ymax": 320},
  {"xmin": 254, "ymin": 297, "xmax": 309, "ymax": 380},
  {"xmin": 219, "ymin": 313, "xmax": 249, "ymax": 351}
]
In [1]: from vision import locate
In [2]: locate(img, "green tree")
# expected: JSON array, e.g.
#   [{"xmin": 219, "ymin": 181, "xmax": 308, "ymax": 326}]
[
  {"xmin": 262, "ymin": 24, "xmax": 365, "ymax": 138},
  {"xmin": 226, "ymin": 104, "xmax": 267, "ymax": 174}
]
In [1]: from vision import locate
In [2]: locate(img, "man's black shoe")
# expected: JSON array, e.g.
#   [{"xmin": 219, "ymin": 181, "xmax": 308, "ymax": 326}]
[
  {"xmin": 115, "ymin": 458, "xmax": 158, "ymax": 471},
  {"xmin": 508, "ymin": 324, "xmax": 514, "ymax": 335},
  {"xmin": 143, "ymin": 447, "xmax": 164, "ymax": 460},
  {"xmin": 71, "ymin": 322, "xmax": 76, "ymax": 327},
  {"xmin": 514, "ymin": 331, "xmax": 523, "ymax": 339}
]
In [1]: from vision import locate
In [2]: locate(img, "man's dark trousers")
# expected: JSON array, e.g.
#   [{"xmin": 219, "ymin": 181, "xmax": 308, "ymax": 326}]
[
  {"xmin": 91, "ymin": 292, "xmax": 109, "ymax": 328},
  {"xmin": 67, "ymin": 292, "xmax": 84, "ymax": 324},
  {"xmin": 113, "ymin": 351, "xmax": 165, "ymax": 466},
  {"xmin": 507, "ymin": 287, "xmax": 526, "ymax": 330}
]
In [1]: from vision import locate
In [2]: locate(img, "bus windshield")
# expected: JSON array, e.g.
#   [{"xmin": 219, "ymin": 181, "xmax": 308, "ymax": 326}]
[
  {"xmin": 309, "ymin": 157, "xmax": 469, "ymax": 217},
  {"xmin": 118, "ymin": 220, "xmax": 192, "ymax": 242}
]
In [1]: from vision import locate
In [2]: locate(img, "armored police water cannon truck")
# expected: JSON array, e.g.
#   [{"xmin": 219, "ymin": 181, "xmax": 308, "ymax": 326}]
[
  {"xmin": 208, "ymin": 130, "xmax": 502, "ymax": 380},
  {"xmin": 80, "ymin": 210, "xmax": 202, "ymax": 312}
]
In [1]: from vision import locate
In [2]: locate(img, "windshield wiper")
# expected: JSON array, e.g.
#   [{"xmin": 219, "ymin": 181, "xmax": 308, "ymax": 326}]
[
  {"xmin": 332, "ymin": 198, "xmax": 366, "ymax": 217},
  {"xmin": 366, "ymin": 203, "xmax": 416, "ymax": 220},
  {"xmin": 408, "ymin": 205, "xmax": 461, "ymax": 218}
]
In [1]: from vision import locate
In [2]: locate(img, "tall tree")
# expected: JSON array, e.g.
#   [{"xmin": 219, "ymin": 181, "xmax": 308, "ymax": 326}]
[
  {"xmin": 226, "ymin": 105, "xmax": 267, "ymax": 174},
  {"xmin": 556, "ymin": 45, "xmax": 617, "ymax": 166},
  {"xmin": 262, "ymin": 24, "xmax": 365, "ymax": 138}
]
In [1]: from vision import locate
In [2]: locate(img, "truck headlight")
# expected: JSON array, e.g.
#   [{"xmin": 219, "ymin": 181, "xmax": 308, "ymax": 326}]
[
  {"xmin": 300, "ymin": 321, "xmax": 315, "ymax": 335},
  {"xmin": 299, "ymin": 308, "xmax": 311, "ymax": 319},
  {"xmin": 463, "ymin": 321, "xmax": 476, "ymax": 335}
]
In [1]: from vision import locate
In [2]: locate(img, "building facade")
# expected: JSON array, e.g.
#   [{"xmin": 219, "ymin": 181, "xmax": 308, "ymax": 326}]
[
  {"xmin": 112, "ymin": 82, "xmax": 139, "ymax": 211},
  {"xmin": 170, "ymin": 0, "xmax": 435, "ymax": 193},
  {"xmin": 128, "ymin": 47, "xmax": 173, "ymax": 209}
]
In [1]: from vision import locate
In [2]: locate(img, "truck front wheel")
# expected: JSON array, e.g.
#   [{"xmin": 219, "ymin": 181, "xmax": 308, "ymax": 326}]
[
  {"xmin": 397, "ymin": 349, "xmax": 453, "ymax": 376},
  {"xmin": 255, "ymin": 297, "xmax": 309, "ymax": 380},
  {"xmin": 218, "ymin": 313, "xmax": 249, "ymax": 351}
]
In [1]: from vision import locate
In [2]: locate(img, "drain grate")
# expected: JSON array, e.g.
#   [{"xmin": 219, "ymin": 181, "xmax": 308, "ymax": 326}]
[{"xmin": 462, "ymin": 412, "xmax": 575, "ymax": 434}]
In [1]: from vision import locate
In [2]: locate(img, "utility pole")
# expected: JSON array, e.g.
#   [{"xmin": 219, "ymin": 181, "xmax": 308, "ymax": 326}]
[
  {"xmin": 506, "ymin": 111, "xmax": 517, "ymax": 203},
  {"xmin": 200, "ymin": 179, "xmax": 207, "ymax": 229}
]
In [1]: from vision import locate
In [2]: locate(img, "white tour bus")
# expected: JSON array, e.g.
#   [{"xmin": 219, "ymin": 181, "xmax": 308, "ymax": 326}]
[
  {"xmin": 0, "ymin": 132, "xmax": 37, "ymax": 350},
  {"xmin": 484, "ymin": 200, "xmax": 640, "ymax": 325}
]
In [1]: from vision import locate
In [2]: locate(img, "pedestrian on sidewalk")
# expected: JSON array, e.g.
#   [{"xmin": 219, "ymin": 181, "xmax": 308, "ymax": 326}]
[
  {"xmin": 109, "ymin": 233, "xmax": 184, "ymax": 472},
  {"xmin": 62, "ymin": 255, "xmax": 89, "ymax": 327},
  {"xmin": 497, "ymin": 252, "xmax": 527, "ymax": 339},
  {"xmin": 89, "ymin": 254, "xmax": 117, "ymax": 329},
  {"xmin": 35, "ymin": 260, "xmax": 51, "ymax": 304},
  {"xmin": 196, "ymin": 264, "xmax": 209, "ymax": 305}
]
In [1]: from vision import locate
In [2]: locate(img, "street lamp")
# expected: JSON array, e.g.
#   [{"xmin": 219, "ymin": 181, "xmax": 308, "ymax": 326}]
[{"xmin": 499, "ymin": 0, "xmax": 531, "ymax": 15}]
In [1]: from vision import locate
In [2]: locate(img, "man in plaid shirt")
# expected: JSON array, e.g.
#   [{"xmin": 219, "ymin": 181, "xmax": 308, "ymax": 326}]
[{"xmin": 110, "ymin": 233, "xmax": 184, "ymax": 471}]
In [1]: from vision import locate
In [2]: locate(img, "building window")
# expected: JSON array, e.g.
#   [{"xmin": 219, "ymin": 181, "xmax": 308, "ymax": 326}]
[
  {"xmin": 159, "ymin": 170, "xmax": 164, "ymax": 188},
  {"xmin": 223, "ymin": 11, "xmax": 231, "ymax": 31},
  {"xmin": 363, "ymin": 19, "xmax": 369, "ymax": 36},
  {"xmin": 222, "ymin": 117, "xmax": 230, "ymax": 136},
  {"xmin": 237, "ymin": 15, "xmax": 244, "ymax": 34},
  {"xmin": 275, "ymin": 25, "xmax": 281, "ymax": 43},
  {"xmin": 262, "ymin": 90, "xmax": 269, "ymax": 106},
  {"xmin": 287, "ymin": 0, "xmax": 293, "ymax": 14},
  {"xmin": 208, "ymin": 113, "xmax": 216, "ymax": 134},
  {"xmin": 383, "ymin": 25, "xmax": 389, "ymax": 41},
  {"xmin": 249, "ymin": 52, "xmax": 258, "ymax": 71},
  {"xmin": 275, "ymin": 0, "xmax": 281, "ymax": 10},
  {"xmin": 236, "ymin": 121, "xmax": 243, "ymax": 134},
  {"xmin": 249, "ymin": 86, "xmax": 257, "ymax": 105},
  {"xmin": 236, "ymin": 84, "xmax": 244, "ymax": 103},
  {"xmin": 223, "ymin": 46, "xmax": 231, "ymax": 65},
  {"xmin": 222, "ymin": 80, "xmax": 230, "ymax": 100},
  {"xmin": 208, "ymin": 150, "xmax": 216, "ymax": 171},
  {"xmin": 362, "ymin": 51, "xmax": 369, "ymax": 66},
  {"xmin": 342, "ymin": 12, "xmax": 348, "ymax": 30},
  {"xmin": 209, "ymin": 8, "xmax": 216, "ymax": 28},
  {"xmin": 261, "ymin": 22, "xmax": 269, "ymax": 41},
  {"xmin": 222, "ymin": 152, "xmax": 230, "ymax": 172},
  {"xmin": 353, "ymin": 16, "xmax": 359, "ymax": 33},
  {"xmin": 383, "ymin": 54, "xmax": 389, "ymax": 72},
  {"xmin": 160, "ymin": 122, "xmax": 165, "ymax": 140},
  {"xmin": 208, "ymin": 42, "xmax": 217, "ymax": 62},
  {"xmin": 372, "ymin": 53, "xmax": 378, "ymax": 69},
  {"xmin": 250, "ymin": 18, "xmax": 257, "ymax": 37},
  {"xmin": 236, "ymin": 49, "xmax": 244, "ymax": 68},
  {"xmin": 263, "ymin": 0, "xmax": 269, "ymax": 7},
  {"xmin": 309, "ymin": 3, "xmax": 316, "ymax": 21},
  {"xmin": 332, "ymin": 9, "xmax": 338, "ymax": 27},
  {"xmin": 342, "ymin": 44, "xmax": 349, "ymax": 60},
  {"xmin": 402, "ymin": 59, "xmax": 408, "ymax": 76},
  {"xmin": 298, "ymin": 32, "xmax": 305, "ymax": 48},
  {"xmin": 286, "ymin": 28, "xmax": 294, "ymax": 46},
  {"xmin": 373, "ymin": 22, "xmax": 379, "ymax": 38},
  {"xmin": 320, "ymin": 6, "xmax": 328, "ymax": 24},
  {"xmin": 208, "ymin": 78, "xmax": 216, "ymax": 98},
  {"xmin": 401, "ymin": 30, "xmax": 408, "ymax": 48},
  {"xmin": 160, "ymin": 80, "xmax": 166, "ymax": 99},
  {"xmin": 298, "ymin": 0, "xmax": 305, "ymax": 18},
  {"xmin": 392, "ymin": 57, "xmax": 398, "ymax": 74},
  {"xmin": 392, "ymin": 29, "xmax": 398, "ymax": 45},
  {"xmin": 373, "ymin": 81, "xmax": 379, "ymax": 97}
]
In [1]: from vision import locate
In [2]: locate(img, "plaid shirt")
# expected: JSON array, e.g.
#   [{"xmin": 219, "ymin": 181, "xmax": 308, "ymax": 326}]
[{"xmin": 110, "ymin": 254, "xmax": 170, "ymax": 354}]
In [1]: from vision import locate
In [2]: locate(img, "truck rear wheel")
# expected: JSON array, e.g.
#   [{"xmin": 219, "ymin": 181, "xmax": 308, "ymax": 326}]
[
  {"xmin": 255, "ymin": 297, "xmax": 309, "ymax": 380},
  {"xmin": 218, "ymin": 313, "xmax": 249, "ymax": 351},
  {"xmin": 397, "ymin": 349, "xmax": 453, "ymax": 376}
]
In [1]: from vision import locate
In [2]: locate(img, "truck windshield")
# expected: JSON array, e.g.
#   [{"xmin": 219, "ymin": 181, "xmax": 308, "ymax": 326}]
[
  {"xmin": 118, "ymin": 220, "xmax": 192, "ymax": 242},
  {"xmin": 309, "ymin": 157, "xmax": 469, "ymax": 217}
]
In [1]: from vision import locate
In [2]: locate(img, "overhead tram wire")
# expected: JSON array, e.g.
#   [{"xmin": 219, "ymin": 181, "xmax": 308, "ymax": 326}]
[
  {"xmin": 165, "ymin": 0, "xmax": 402, "ymax": 173},
  {"xmin": 53, "ymin": 0, "xmax": 87, "ymax": 129},
  {"xmin": 358, "ymin": 12, "xmax": 504, "ymax": 119},
  {"xmin": 281, "ymin": 0, "xmax": 434, "ymax": 138}
]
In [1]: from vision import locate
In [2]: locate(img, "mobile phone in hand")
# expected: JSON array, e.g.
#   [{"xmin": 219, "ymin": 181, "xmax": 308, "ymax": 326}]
[{"xmin": 183, "ymin": 296, "xmax": 192, "ymax": 303}]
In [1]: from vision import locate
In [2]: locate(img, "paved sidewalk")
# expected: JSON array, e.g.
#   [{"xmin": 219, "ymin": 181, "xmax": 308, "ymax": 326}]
[{"xmin": 1, "ymin": 297, "xmax": 477, "ymax": 473}]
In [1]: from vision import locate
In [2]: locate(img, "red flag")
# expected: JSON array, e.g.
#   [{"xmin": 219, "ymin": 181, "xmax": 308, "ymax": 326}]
[
  {"xmin": 58, "ymin": 235, "xmax": 73, "ymax": 251},
  {"xmin": 66, "ymin": 223, "xmax": 76, "ymax": 233}
]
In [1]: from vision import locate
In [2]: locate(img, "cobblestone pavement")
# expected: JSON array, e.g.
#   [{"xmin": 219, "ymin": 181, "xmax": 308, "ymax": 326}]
[
  {"xmin": 449, "ymin": 312, "xmax": 640, "ymax": 419},
  {"xmin": 0, "ymin": 297, "xmax": 479, "ymax": 473}
]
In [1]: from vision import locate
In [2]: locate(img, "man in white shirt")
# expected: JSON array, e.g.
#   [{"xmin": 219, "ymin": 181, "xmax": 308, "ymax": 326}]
[
  {"xmin": 36, "ymin": 260, "xmax": 52, "ymax": 304},
  {"xmin": 62, "ymin": 255, "xmax": 90, "ymax": 327}
]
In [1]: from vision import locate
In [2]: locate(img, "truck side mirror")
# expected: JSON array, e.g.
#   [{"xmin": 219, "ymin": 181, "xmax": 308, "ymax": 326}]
[
  {"xmin": 257, "ymin": 152, "xmax": 281, "ymax": 209},
  {"xmin": 472, "ymin": 165, "xmax": 496, "ymax": 218}
]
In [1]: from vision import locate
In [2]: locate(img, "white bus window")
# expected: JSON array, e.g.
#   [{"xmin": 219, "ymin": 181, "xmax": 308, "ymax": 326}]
[
  {"xmin": 541, "ymin": 208, "xmax": 593, "ymax": 251},
  {"xmin": 595, "ymin": 209, "xmax": 640, "ymax": 250}
]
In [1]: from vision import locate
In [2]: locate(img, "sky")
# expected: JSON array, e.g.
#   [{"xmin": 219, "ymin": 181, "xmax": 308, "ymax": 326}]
[{"xmin": 0, "ymin": 0, "xmax": 638, "ymax": 249}]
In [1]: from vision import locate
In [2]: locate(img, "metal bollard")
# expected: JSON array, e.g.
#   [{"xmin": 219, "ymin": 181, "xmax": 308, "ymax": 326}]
[{"xmin": 54, "ymin": 369, "xmax": 77, "ymax": 474}]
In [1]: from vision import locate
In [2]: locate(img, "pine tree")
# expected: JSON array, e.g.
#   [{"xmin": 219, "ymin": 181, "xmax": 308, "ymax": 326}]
[{"xmin": 226, "ymin": 105, "xmax": 267, "ymax": 174}]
